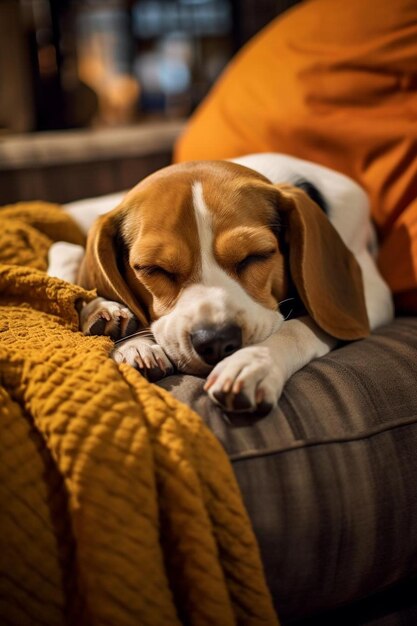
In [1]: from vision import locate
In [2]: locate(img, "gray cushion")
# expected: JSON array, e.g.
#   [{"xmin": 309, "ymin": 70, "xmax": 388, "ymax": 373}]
[{"xmin": 158, "ymin": 318, "xmax": 417, "ymax": 622}]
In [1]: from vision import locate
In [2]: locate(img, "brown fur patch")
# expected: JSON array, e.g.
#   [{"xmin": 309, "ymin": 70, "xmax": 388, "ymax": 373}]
[{"xmin": 122, "ymin": 168, "xmax": 201, "ymax": 317}]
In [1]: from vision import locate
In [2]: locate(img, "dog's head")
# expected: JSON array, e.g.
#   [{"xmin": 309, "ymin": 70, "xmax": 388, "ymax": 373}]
[{"xmin": 79, "ymin": 160, "xmax": 369, "ymax": 373}]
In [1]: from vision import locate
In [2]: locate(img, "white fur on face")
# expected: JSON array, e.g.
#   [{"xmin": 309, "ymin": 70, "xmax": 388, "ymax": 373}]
[{"xmin": 151, "ymin": 181, "xmax": 283, "ymax": 374}]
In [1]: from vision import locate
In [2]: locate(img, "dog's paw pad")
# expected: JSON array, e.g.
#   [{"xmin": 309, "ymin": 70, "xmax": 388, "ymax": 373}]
[
  {"xmin": 125, "ymin": 316, "xmax": 140, "ymax": 337},
  {"xmin": 212, "ymin": 389, "xmax": 228, "ymax": 407},
  {"xmin": 81, "ymin": 298, "xmax": 139, "ymax": 339},
  {"xmin": 89, "ymin": 316, "xmax": 107, "ymax": 336},
  {"xmin": 253, "ymin": 400, "xmax": 274, "ymax": 417},
  {"xmin": 212, "ymin": 388, "xmax": 266, "ymax": 414},
  {"xmin": 231, "ymin": 392, "xmax": 253, "ymax": 411},
  {"xmin": 138, "ymin": 364, "xmax": 169, "ymax": 383},
  {"xmin": 212, "ymin": 389, "xmax": 252, "ymax": 411}
]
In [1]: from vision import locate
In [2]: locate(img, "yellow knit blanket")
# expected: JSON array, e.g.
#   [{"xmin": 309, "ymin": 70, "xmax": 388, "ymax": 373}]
[{"xmin": 0, "ymin": 202, "xmax": 279, "ymax": 626}]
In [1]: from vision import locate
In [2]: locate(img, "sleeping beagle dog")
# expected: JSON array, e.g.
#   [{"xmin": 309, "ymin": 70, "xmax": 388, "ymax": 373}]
[{"xmin": 49, "ymin": 154, "xmax": 394, "ymax": 415}]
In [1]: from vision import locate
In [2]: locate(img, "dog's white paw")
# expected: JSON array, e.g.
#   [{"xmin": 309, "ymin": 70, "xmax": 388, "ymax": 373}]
[
  {"xmin": 80, "ymin": 297, "xmax": 139, "ymax": 340},
  {"xmin": 112, "ymin": 335, "xmax": 174, "ymax": 382},
  {"xmin": 204, "ymin": 346, "xmax": 284, "ymax": 415}
]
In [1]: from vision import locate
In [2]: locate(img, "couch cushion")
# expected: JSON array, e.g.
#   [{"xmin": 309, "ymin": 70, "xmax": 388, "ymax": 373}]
[{"xmin": 158, "ymin": 318, "xmax": 417, "ymax": 621}]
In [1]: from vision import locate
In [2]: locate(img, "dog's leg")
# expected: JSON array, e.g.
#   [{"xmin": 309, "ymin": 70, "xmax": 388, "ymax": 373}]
[
  {"xmin": 204, "ymin": 316, "xmax": 336, "ymax": 415},
  {"xmin": 112, "ymin": 334, "xmax": 174, "ymax": 382},
  {"xmin": 80, "ymin": 297, "xmax": 140, "ymax": 340}
]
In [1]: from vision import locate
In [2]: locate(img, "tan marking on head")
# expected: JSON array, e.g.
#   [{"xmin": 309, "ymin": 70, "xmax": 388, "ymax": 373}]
[
  {"xmin": 121, "ymin": 167, "xmax": 202, "ymax": 318},
  {"xmin": 215, "ymin": 226, "xmax": 284, "ymax": 308}
]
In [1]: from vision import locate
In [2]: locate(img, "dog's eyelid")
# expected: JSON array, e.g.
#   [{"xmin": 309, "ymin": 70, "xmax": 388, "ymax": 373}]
[
  {"xmin": 236, "ymin": 249, "xmax": 276, "ymax": 273},
  {"xmin": 134, "ymin": 264, "xmax": 177, "ymax": 281}
]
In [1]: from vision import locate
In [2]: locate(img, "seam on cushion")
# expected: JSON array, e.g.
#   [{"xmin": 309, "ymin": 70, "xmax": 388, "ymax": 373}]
[{"xmin": 229, "ymin": 414, "xmax": 417, "ymax": 463}]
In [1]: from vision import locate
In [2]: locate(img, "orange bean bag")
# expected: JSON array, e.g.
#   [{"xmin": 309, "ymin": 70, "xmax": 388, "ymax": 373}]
[{"xmin": 174, "ymin": 0, "xmax": 417, "ymax": 314}]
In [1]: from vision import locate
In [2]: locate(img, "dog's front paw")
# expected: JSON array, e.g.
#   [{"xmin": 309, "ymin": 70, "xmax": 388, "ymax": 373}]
[
  {"xmin": 204, "ymin": 346, "xmax": 283, "ymax": 416},
  {"xmin": 80, "ymin": 297, "xmax": 139, "ymax": 340},
  {"xmin": 112, "ymin": 335, "xmax": 174, "ymax": 382}
]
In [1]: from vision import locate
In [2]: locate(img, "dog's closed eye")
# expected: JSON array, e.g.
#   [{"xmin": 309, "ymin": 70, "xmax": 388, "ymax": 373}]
[
  {"xmin": 134, "ymin": 264, "xmax": 178, "ymax": 282},
  {"xmin": 235, "ymin": 250, "xmax": 276, "ymax": 274}
]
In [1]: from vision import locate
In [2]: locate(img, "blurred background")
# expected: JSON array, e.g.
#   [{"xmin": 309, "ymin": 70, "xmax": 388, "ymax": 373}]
[{"xmin": 0, "ymin": 0, "xmax": 298, "ymax": 203}]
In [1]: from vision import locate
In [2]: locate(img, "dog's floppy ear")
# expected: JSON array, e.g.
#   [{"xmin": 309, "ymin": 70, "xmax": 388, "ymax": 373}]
[
  {"xmin": 274, "ymin": 184, "xmax": 370, "ymax": 340},
  {"xmin": 78, "ymin": 207, "xmax": 149, "ymax": 327}
]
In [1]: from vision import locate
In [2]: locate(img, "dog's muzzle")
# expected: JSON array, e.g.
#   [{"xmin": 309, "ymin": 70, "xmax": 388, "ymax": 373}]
[{"xmin": 190, "ymin": 323, "xmax": 242, "ymax": 366}]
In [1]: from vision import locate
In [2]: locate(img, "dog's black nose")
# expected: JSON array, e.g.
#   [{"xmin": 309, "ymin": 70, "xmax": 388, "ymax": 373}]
[{"xmin": 190, "ymin": 324, "xmax": 242, "ymax": 365}]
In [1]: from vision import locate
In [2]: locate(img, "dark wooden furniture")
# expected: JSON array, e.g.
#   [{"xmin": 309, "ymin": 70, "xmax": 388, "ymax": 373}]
[{"xmin": 0, "ymin": 120, "xmax": 185, "ymax": 205}]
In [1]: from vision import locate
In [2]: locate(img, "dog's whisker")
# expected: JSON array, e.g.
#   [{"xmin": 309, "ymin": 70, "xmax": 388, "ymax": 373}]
[
  {"xmin": 284, "ymin": 308, "xmax": 293, "ymax": 321},
  {"xmin": 279, "ymin": 297, "xmax": 295, "ymax": 307},
  {"xmin": 114, "ymin": 329, "xmax": 154, "ymax": 345}
]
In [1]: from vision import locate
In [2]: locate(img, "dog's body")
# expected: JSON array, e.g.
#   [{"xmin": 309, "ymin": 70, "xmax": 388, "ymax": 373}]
[{"xmin": 49, "ymin": 154, "xmax": 394, "ymax": 414}]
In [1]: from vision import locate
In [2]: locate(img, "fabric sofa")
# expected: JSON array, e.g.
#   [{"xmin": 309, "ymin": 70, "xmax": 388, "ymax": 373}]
[{"xmin": 159, "ymin": 317, "xmax": 417, "ymax": 624}]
